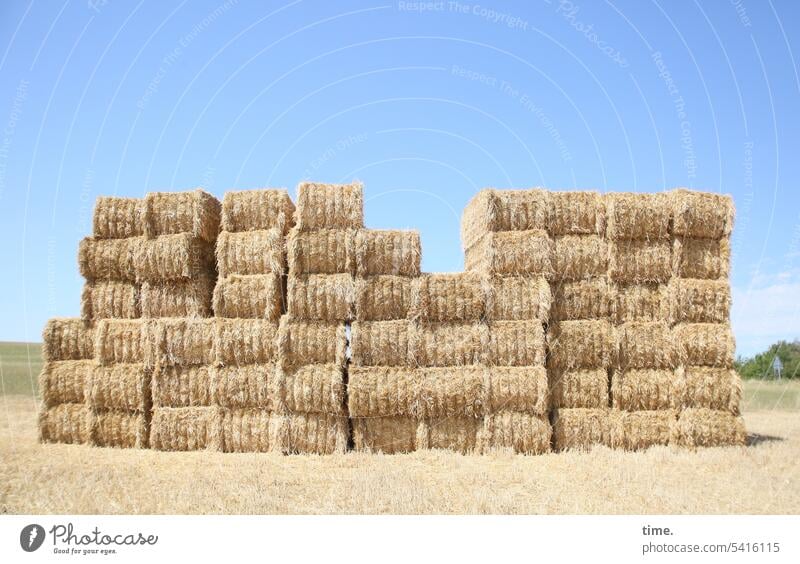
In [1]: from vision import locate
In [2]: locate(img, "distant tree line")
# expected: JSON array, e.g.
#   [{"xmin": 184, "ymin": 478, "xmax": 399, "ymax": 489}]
[{"xmin": 735, "ymin": 340, "xmax": 800, "ymax": 379}]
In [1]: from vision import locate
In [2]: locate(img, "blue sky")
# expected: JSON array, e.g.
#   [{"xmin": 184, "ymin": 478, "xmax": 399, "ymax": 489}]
[{"xmin": 0, "ymin": 0, "xmax": 798, "ymax": 357}]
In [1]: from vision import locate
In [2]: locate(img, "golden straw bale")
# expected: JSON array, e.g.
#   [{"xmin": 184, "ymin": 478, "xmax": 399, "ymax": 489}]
[
  {"xmin": 133, "ymin": 233, "xmax": 215, "ymax": 282},
  {"xmin": 286, "ymin": 412, "xmax": 349, "ymax": 454},
  {"xmin": 548, "ymin": 320, "xmax": 616, "ymax": 369},
  {"xmin": 611, "ymin": 410, "xmax": 677, "ymax": 450},
  {"xmin": 670, "ymin": 278, "xmax": 730, "ymax": 324},
  {"xmin": 140, "ymin": 277, "xmax": 214, "ymax": 318},
  {"xmin": 42, "ymin": 318, "xmax": 95, "ymax": 361},
  {"xmin": 91, "ymin": 410, "xmax": 149, "ymax": 449},
  {"xmin": 606, "ymin": 192, "xmax": 670, "ymax": 240},
  {"xmin": 146, "ymin": 318, "xmax": 215, "ymax": 368},
  {"xmin": 143, "ymin": 189, "xmax": 220, "ymax": 243},
  {"xmin": 673, "ymin": 237, "xmax": 730, "ymax": 280},
  {"xmin": 461, "ymin": 189, "xmax": 550, "ymax": 250},
  {"xmin": 611, "ymin": 369, "xmax": 683, "ymax": 411},
  {"xmin": 613, "ymin": 283, "xmax": 671, "ymax": 323},
  {"xmin": 355, "ymin": 229, "xmax": 421, "ymax": 276},
  {"xmin": 86, "ymin": 363, "xmax": 150, "ymax": 412},
  {"xmin": 682, "ymin": 366, "xmax": 741, "ymax": 414},
  {"xmin": 551, "ymin": 278, "xmax": 613, "ymax": 321},
  {"xmin": 287, "ymin": 274, "xmax": 354, "ymax": 321},
  {"xmin": 673, "ymin": 323, "xmax": 735, "ymax": 367},
  {"xmin": 220, "ymin": 189, "xmax": 295, "ymax": 234},
  {"xmin": 487, "ymin": 276, "xmax": 550, "ymax": 322},
  {"xmin": 551, "ymin": 235, "xmax": 609, "ymax": 282},
  {"xmin": 78, "ymin": 237, "xmax": 137, "ymax": 281},
  {"xmin": 351, "ymin": 320, "xmax": 411, "ymax": 366},
  {"xmin": 670, "ymin": 188, "xmax": 734, "ymax": 239},
  {"xmin": 278, "ymin": 318, "xmax": 347, "ymax": 367},
  {"xmin": 39, "ymin": 404, "xmax": 92, "ymax": 445},
  {"xmin": 39, "ymin": 360, "xmax": 92, "ymax": 407},
  {"xmin": 424, "ymin": 417, "xmax": 483, "ymax": 453},
  {"xmin": 282, "ymin": 364, "xmax": 346, "ymax": 415},
  {"xmin": 95, "ymin": 319, "xmax": 146, "ymax": 366},
  {"xmin": 347, "ymin": 367, "xmax": 418, "ymax": 418},
  {"xmin": 482, "ymin": 412, "xmax": 552, "ymax": 455},
  {"xmin": 549, "ymin": 368, "xmax": 609, "ymax": 409},
  {"xmin": 411, "ymin": 322, "xmax": 488, "ymax": 367},
  {"xmin": 415, "ymin": 367, "xmax": 485, "ymax": 418},
  {"xmin": 220, "ymin": 409, "xmax": 286, "ymax": 453},
  {"xmin": 151, "ymin": 365, "xmax": 212, "ymax": 408},
  {"xmin": 465, "ymin": 230, "xmax": 553, "ymax": 276},
  {"xmin": 149, "ymin": 407, "xmax": 222, "ymax": 451},
  {"xmin": 410, "ymin": 272, "xmax": 488, "ymax": 322},
  {"xmin": 214, "ymin": 319, "xmax": 278, "ymax": 366},
  {"xmin": 487, "ymin": 321, "xmax": 546, "ymax": 366},
  {"xmin": 617, "ymin": 322, "xmax": 680, "ymax": 369},
  {"xmin": 609, "ymin": 239, "xmax": 672, "ymax": 283},
  {"xmin": 92, "ymin": 196, "xmax": 144, "ymax": 239},
  {"xmin": 672, "ymin": 408, "xmax": 746, "ymax": 447},
  {"xmin": 489, "ymin": 366, "xmax": 549, "ymax": 415},
  {"xmin": 552, "ymin": 408, "xmax": 613, "ymax": 450},
  {"xmin": 354, "ymin": 275, "xmax": 412, "ymax": 321},
  {"xmin": 216, "ymin": 229, "xmax": 284, "ymax": 277},
  {"xmin": 211, "ymin": 364, "xmax": 281, "ymax": 409},
  {"xmin": 287, "ymin": 228, "xmax": 356, "ymax": 274},
  {"xmin": 81, "ymin": 281, "xmax": 140, "ymax": 320},
  {"xmin": 548, "ymin": 190, "xmax": 606, "ymax": 236},
  {"xmin": 212, "ymin": 274, "xmax": 283, "ymax": 320},
  {"xmin": 352, "ymin": 416, "xmax": 418, "ymax": 454},
  {"xmin": 295, "ymin": 181, "xmax": 364, "ymax": 231}
]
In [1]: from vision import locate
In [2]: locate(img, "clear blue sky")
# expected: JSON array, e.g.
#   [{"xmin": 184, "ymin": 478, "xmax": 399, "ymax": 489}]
[{"xmin": 0, "ymin": 0, "xmax": 798, "ymax": 357}]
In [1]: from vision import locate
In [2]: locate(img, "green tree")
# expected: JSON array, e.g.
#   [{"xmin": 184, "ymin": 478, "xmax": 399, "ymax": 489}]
[{"xmin": 735, "ymin": 340, "xmax": 800, "ymax": 380}]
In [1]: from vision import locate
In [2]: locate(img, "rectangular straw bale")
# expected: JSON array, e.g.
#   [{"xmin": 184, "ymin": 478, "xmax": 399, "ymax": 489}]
[
  {"xmin": 287, "ymin": 228, "xmax": 356, "ymax": 274},
  {"xmin": 411, "ymin": 322, "xmax": 488, "ymax": 367},
  {"xmin": 672, "ymin": 408, "xmax": 746, "ymax": 447},
  {"xmin": 151, "ymin": 365, "xmax": 212, "ymax": 408},
  {"xmin": 609, "ymin": 239, "xmax": 672, "ymax": 283},
  {"xmin": 487, "ymin": 276, "xmax": 550, "ymax": 322},
  {"xmin": 95, "ymin": 319, "xmax": 146, "ymax": 365},
  {"xmin": 482, "ymin": 412, "xmax": 551, "ymax": 455},
  {"xmin": 548, "ymin": 190, "xmax": 606, "ymax": 235},
  {"xmin": 351, "ymin": 320, "xmax": 411, "ymax": 366},
  {"xmin": 465, "ymin": 230, "xmax": 553, "ymax": 276},
  {"xmin": 551, "ymin": 278, "xmax": 613, "ymax": 321},
  {"xmin": 410, "ymin": 272, "xmax": 488, "ymax": 322},
  {"xmin": 212, "ymin": 274, "xmax": 283, "ymax": 320},
  {"xmin": 220, "ymin": 409, "xmax": 286, "ymax": 453},
  {"xmin": 143, "ymin": 189, "xmax": 220, "ymax": 243},
  {"xmin": 42, "ymin": 318, "xmax": 95, "ymax": 361},
  {"xmin": 552, "ymin": 408, "xmax": 613, "ymax": 450},
  {"xmin": 78, "ymin": 237, "xmax": 137, "ymax": 281},
  {"xmin": 39, "ymin": 360, "xmax": 93, "ymax": 407},
  {"xmin": 611, "ymin": 369, "xmax": 683, "ymax": 411},
  {"xmin": 216, "ymin": 229, "xmax": 284, "ymax": 277},
  {"xmin": 295, "ymin": 181, "xmax": 364, "ymax": 231},
  {"xmin": 140, "ymin": 277, "xmax": 214, "ymax": 318},
  {"xmin": 416, "ymin": 367, "xmax": 485, "ymax": 418},
  {"xmin": 612, "ymin": 410, "xmax": 677, "ymax": 450},
  {"xmin": 278, "ymin": 318, "xmax": 347, "ymax": 367},
  {"xmin": 670, "ymin": 278, "xmax": 730, "ymax": 324},
  {"xmin": 673, "ymin": 237, "xmax": 730, "ymax": 280},
  {"xmin": 617, "ymin": 322, "xmax": 680, "ymax": 369},
  {"xmin": 606, "ymin": 192, "xmax": 670, "ymax": 240},
  {"xmin": 214, "ymin": 319, "xmax": 278, "ymax": 366},
  {"xmin": 91, "ymin": 410, "xmax": 149, "ymax": 449},
  {"xmin": 354, "ymin": 275, "xmax": 412, "ymax": 320},
  {"xmin": 613, "ymin": 283, "xmax": 670, "ymax": 323},
  {"xmin": 286, "ymin": 412, "xmax": 349, "ymax": 454},
  {"xmin": 282, "ymin": 364, "xmax": 346, "ymax": 415},
  {"xmin": 92, "ymin": 196, "xmax": 144, "ymax": 239},
  {"xmin": 86, "ymin": 363, "xmax": 150, "ymax": 411},
  {"xmin": 461, "ymin": 189, "xmax": 550, "ymax": 250},
  {"xmin": 423, "ymin": 417, "xmax": 482, "ymax": 454},
  {"xmin": 355, "ymin": 229, "xmax": 421, "ymax": 276},
  {"xmin": 670, "ymin": 189, "xmax": 734, "ymax": 239},
  {"xmin": 211, "ymin": 364, "xmax": 281, "ymax": 409},
  {"xmin": 221, "ymin": 189, "xmax": 295, "ymax": 234},
  {"xmin": 489, "ymin": 366, "xmax": 549, "ymax": 415},
  {"xmin": 81, "ymin": 281, "xmax": 140, "ymax": 320},
  {"xmin": 287, "ymin": 274, "xmax": 354, "ymax": 321},
  {"xmin": 347, "ymin": 366, "xmax": 418, "ymax": 418},
  {"xmin": 39, "ymin": 404, "xmax": 92, "ymax": 444},
  {"xmin": 673, "ymin": 323, "xmax": 735, "ymax": 367},
  {"xmin": 682, "ymin": 366, "xmax": 741, "ymax": 414},
  {"xmin": 549, "ymin": 368, "xmax": 609, "ymax": 409},
  {"xmin": 133, "ymin": 233, "xmax": 215, "ymax": 282},
  {"xmin": 146, "ymin": 318, "xmax": 215, "ymax": 368},
  {"xmin": 487, "ymin": 321, "xmax": 546, "ymax": 366},
  {"xmin": 352, "ymin": 416, "xmax": 418, "ymax": 454},
  {"xmin": 149, "ymin": 406, "xmax": 222, "ymax": 451},
  {"xmin": 551, "ymin": 235, "xmax": 608, "ymax": 282},
  {"xmin": 548, "ymin": 320, "xmax": 616, "ymax": 369}
]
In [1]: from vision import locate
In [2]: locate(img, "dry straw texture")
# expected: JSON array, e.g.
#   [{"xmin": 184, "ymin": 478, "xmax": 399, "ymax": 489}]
[
  {"xmin": 617, "ymin": 322, "xmax": 680, "ymax": 369},
  {"xmin": 487, "ymin": 366, "xmax": 549, "ymax": 415},
  {"xmin": 548, "ymin": 191, "xmax": 606, "ymax": 236},
  {"xmin": 212, "ymin": 274, "xmax": 283, "ymax": 320},
  {"xmin": 282, "ymin": 364, "xmax": 346, "ymax": 415},
  {"xmin": 92, "ymin": 196, "xmax": 144, "ymax": 239},
  {"xmin": 352, "ymin": 416, "xmax": 418, "ymax": 454},
  {"xmin": 215, "ymin": 319, "xmax": 278, "ymax": 366},
  {"xmin": 613, "ymin": 410, "xmax": 677, "ymax": 450},
  {"xmin": 140, "ymin": 277, "xmax": 214, "ymax": 318},
  {"xmin": 673, "ymin": 237, "xmax": 730, "ymax": 280},
  {"xmin": 39, "ymin": 360, "xmax": 93, "ymax": 406},
  {"xmin": 278, "ymin": 319, "xmax": 347, "ymax": 367},
  {"xmin": 613, "ymin": 283, "xmax": 670, "ymax": 323},
  {"xmin": 672, "ymin": 408, "xmax": 746, "ymax": 447},
  {"xmin": 606, "ymin": 192, "xmax": 670, "ymax": 240},
  {"xmin": 211, "ymin": 364, "xmax": 281, "ymax": 409},
  {"xmin": 81, "ymin": 281, "xmax": 140, "ymax": 320},
  {"xmin": 355, "ymin": 229, "xmax": 421, "ymax": 276},
  {"xmin": 216, "ymin": 229, "xmax": 284, "ymax": 277},
  {"xmin": 350, "ymin": 320, "xmax": 411, "ymax": 366},
  {"xmin": 465, "ymin": 230, "xmax": 553, "ymax": 276},
  {"xmin": 354, "ymin": 275, "xmax": 412, "ymax": 321},
  {"xmin": 488, "ymin": 321, "xmax": 546, "ymax": 366},
  {"xmin": 487, "ymin": 276, "xmax": 550, "ymax": 322},
  {"xmin": 674, "ymin": 323, "xmax": 735, "ymax": 367},
  {"xmin": 551, "ymin": 235, "xmax": 609, "ymax": 282},
  {"xmin": 287, "ymin": 228, "xmax": 356, "ymax": 274},
  {"xmin": 682, "ymin": 366, "xmax": 741, "ymax": 414},
  {"xmin": 287, "ymin": 274, "xmax": 354, "ymax": 321},
  {"xmin": 143, "ymin": 190, "xmax": 221, "ymax": 243},
  {"xmin": 348, "ymin": 367, "xmax": 415, "ymax": 417},
  {"xmin": 611, "ymin": 369, "xmax": 683, "ymax": 411},
  {"xmin": 548, "ymin": 320, "xmax": 616, "ymax": 370},
  {"xmin": 151, "ymin": 365, "xmax": 212, "ymax": 408},
  {"xmin": 295, "ymin": 181, "xmax": 364, "ymax": 231},
  {"xmin": 549, "ymin": 368, "xmax": 609, "ymax": 409},
  {"xmin": 86, "ymin": 363, "xmax": 150, "ymax": 411},
  {"xmin": 95, "ymin": 319, "xmax": 146, "ymax": 366},
  {"xmin": 412, "ymin": 322, "xmax": 488, "ymax": 367},
  {"xmin": 410, "ymin": 273, "xmax": 488, "ymax": 322},
  {"xmin": 220, "ymin": 189, "xmax": 295, "ymax": 234},
  {"xmin": 483, "ymin": 412, "xmax": 552, "ymax": 454},
  {"xmin": 461, "ymin": 189, "xmax": 550, "ymax": 250},
  {"xmin": 150, "ymin": 407, "xmax": 222, "ymax": 451},
  {"xmin": 670, "ymin": 189, "xmax": 734, "ymax": 239},
  {"xmin": 42, "ymin": 318, "xmax": 95, "ymax": 361},
  {"xmin": 286, "ymin": 413, "xmax": 349, "ymax": 454},
  {"xmin": 609, "ymin": 240, "xmax": 672, "ymax": 283},
  {"xmin": 146, "ymin": 318, "xmax": 215, "ymax": 368},
  {"xmin": 220, "ymin": 409, "xmax": 285, "ymax": 453},
  {"xmin": 133, "ymin": 234, "xmax": 215, "ymax": 282},
  {"xmin": 552, "ymin": 408, "xmax": 613, "ymax": 450},
  {"xmin": 551, "ymin": 278, "xmax": 613, "ymax": 321},
  {"xmin": 39, "ymin": 404, "xmax": 92, "ymax": 445},
  {"xmin": 91, "ymin": 410, "xmax": 149, "ymax": 449},
  {"xmin": 425, "ymin": 417, "xmax": 483, "ymax": 453},
  {"xmin": 78, "ymin": 237, "xmax": 137, "ymax": 281},
  {"xmin": 670, "ymin": 278, "xmax": 730, "ymax": 324}
]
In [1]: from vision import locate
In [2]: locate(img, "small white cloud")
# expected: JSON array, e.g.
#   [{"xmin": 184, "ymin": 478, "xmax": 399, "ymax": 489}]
[{"xmin": 732, "ymin": 273, "xmax": 800, "ymax": 357}]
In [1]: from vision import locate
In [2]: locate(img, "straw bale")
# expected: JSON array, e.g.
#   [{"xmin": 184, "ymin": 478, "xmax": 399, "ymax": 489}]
[
  {"xmin": 682, "ymin": 366, "xmax": 741, "ymax": 414},
  {"xmin": 547, "ymin": 320, "xmax": 616, "ymax": 369},
  {"xmin": 78, "ymin": 237, "xmax": 137, "ymax": 281},
  {"xmin": 609, "ymin": 239, "xmax": 672, "ymax": 283},
  {"xmin": 355, "ymin": 229, "xmax": 421, "ymax": 276},
  {"xmin": 295, "ymin": 181, "xmax": 364, "ymax": 231},
  {"xmin": 413, "ymin": 367, "xmax": 485, "ymax": 418},
  {"xmin": 140, "ymin": 277, "xmax": 214, "ymax": 318},
  {"xmin": 86, "ymin": 363, "xmax": 150, "ymax": 411},
  {"xmin": 211, "ymin": 364, "xmax": 281, "ymax": 409},
  {"xmin": 92, "ymin": 196, "xmax": 144, "ymax": 239},
  {"xmin": 487, "ymin": 321, "xmax": 546, "ymax": 366},
  {"xmin": 552, "ymin": 408, "xmax": 613, "ymax": 450},
  {"xmin": 670, "ymin": 278, "xmax": 730, "ymax": 324},
  {"xmin": 672, "ymin": 408, "xmax": 746, "ymax": 447},
  {"xmin": 39, "ymin": 404, "xmax": 92, "ymax": 445},
  {"xmin": 282, "ymin": 364, "xmax": 346, "ymax": 415},
  {"xmin": 612, "ymin": 410, "xmax": 677, "ymax": 450},
  {"xmin": 611, "ymin": 369, "xmax": 683, "ymax": 411},
  {"xmin": 352, "ymin": 416, "xmax": 418, "ymax": 454},
  {"xmin": 143, "ymin": 189, "xmax": 220, "ymax": 243},
  {"xmin": 287, "ymin": 274, "xmax": 354, "ymax": 321},
  {"xmin": 673, "ymin": 237, "xmax": 730, "ymax": 280},
  {"xmin": 670, "ymin": 189, "xmax": 734, "ymax": 239},
  {"xmin": 39, "ymin": 360, "xmax": 92, "ymax": 407},
  {"xmin": 551, "ymin": 278, "xmax": 613, "ymax": 321},
  {"xmin": 151, "ymin": 365, "xmax": 212, "ymax": 408},
  {"xmin": 548, "ymin": 190, "xmax": 606, "ymax": 235},
  {"xmin": 617, "ymin": 322, "xmax": 679, "ymax": 369},
  {"xmin": 133, "ymin": 233, "xmax": 215, "ymax": 282},
  {"xmin": 465, "ymin": 230, "xmax": 553, "ymax": 276},
  {"xmin": 81, "ymin": 281, "xmax": 140, "ymax": 320},
  {"xmin": 482, "ymin": 412, "xmax": 552, "ymax": 454},
  {"xmin": 95, "ymin": 319, "xmax": 146, "ymax": 365},
  {"xmin": 549, "ymin": 368, "xmax": 609, "ymax": 409},
  {"xmin": 613, "ymin": 283, "xmax": 670, "ymax": 323},
  {"xmin": 348, "ymin": 367, "xmax": 417, "ymax": 418},
  {"xmin": 410, "ymin": 273, "xmax": 487, "ymax": 322},
  {"xmin": 212, "ymin": 274, "xmax": 283, "ymax": 320},
  {"xmin": 351, "ymin": 320, "xmax": 411, "ymax": 366},
  {"xmin": 606, "ymin": 192, "xmax": 670, "ymax": 240},
  {"xmin": 216, "ymin": 229, "xmax": 284, "ymax": 277},
  {"xmin": 551, "ymin": 235, "xmax": 609, "ymax": 282},
  {"xmin": 149, "ymin": 407, "xmax": 222, "ymax": 451},
  {"xmin": 673, "ymin": 323, "xmax": 735, "ymax": 367},
  {"xmin": 424, "ymin": 417, "xmax": 483, "ymax": 453},
  {"xmin": 461, "ymin": 189, "xmax": 550, "ymax": 250},
  {"xmin": 354, "ymin": 275, "xmax": 412, "ymax": 320},
  {"xmin": 220, "ymin": 409, "xmax": 286, "ymax": 453},
  {"xmin": 286, "ymin": 412, "xmax": 349, "ymax": 454},
  {"xmin": 411, "ymin": 322, "xmax": 488, "ymax": 367},
  {"xmin": 146, "ymin": 318, "xmax": 215, "ymax": 368},
  {"xmin": 278, "ymin": 318, "xmax": 347, "ymax": 367},
  {"xmin": 488, "ymin": 366, "xmax": 549, "ymax": 415},
  {"xmin": 220, "ymin": 189, "xmax": 295, "ymax": 234},
  {"xmin": 487, "ymin": 276, "xmax": 550, "ymax": 322},
  {"xmin": 42, "ymin": 318, "xmax": 95, "ymax": 361},
  {"xmin": 287, "ymin": 228, "xmax": 356, "ymax": 274},
  {"xmin": 91, "ymin": 410, "xmax": 149, "ymax": 449},
  {"xmin": 214, "ymin": 319, "xmax": 278, "ymax": 366}
]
